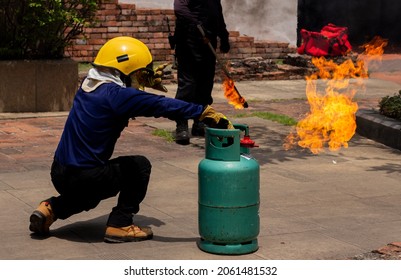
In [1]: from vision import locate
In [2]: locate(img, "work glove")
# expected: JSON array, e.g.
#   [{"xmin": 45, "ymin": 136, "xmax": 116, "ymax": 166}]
[
  {"xmin": 220, "ymin": 36, "xmax": 230, "ymax": 53},
  {"xmin": 199, "ymin": 105, "xmax": 234, "ymax": 129},
  {"xmin": 131, "ymin": 63, "xmax": 169, "ymax": 92}
]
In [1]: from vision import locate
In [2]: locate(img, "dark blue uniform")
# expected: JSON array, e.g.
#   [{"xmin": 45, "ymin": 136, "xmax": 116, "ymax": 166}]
[
  {"xmin": 173, "ymin": 0, "xmax": 229, "ymax": 142},
  {"xmin": 49, "ymin": 83, "xmax": 204, "ymax": 227},
  {"xmin": 174, "ymin": 0, "xmax": 229, "ymax": 106},
  {"xmin": 55, "ymin": 84, "xmax": 203, "ymax": 167}
]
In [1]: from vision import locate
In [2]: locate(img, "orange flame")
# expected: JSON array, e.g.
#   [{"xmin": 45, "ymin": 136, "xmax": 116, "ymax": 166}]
[
  {"xmin": 362, "ymin": 36, "xmax": 388, "ymax": 56},
  {"xmin": 223, "ymin": 78, "xmax": 246, "ymax": 109},
  {"xmin": 284, "ymin": 37, "xmax": 387, "ymax": 154},
  {"xmin": 359, "ymin": 36, "xmax": 388, "ymax": 71}
]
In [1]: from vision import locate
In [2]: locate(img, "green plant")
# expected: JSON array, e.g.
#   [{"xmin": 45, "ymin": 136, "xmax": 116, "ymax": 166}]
[
  {"xmin": 78, "ymin": 62, "xmax": 92, "ymax": 72},
  {"xmin": 0, "ymin": 0, "xmax": 100, "ymax": 59},
  {"xmin": 152, "ymin": 129, "xmax": 175, "ymax": 142},
  {"xmin": 234, "ymin": 111, "xmax": 298, "ymax": 126},
  {"xmin": 379, "ymin": 90, "xmax": 401, "ymax": 121}
]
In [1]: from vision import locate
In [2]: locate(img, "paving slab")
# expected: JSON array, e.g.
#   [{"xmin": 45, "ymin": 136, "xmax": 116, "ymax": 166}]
[{"xmin": 0, "ymin": 68, "xmax": 401, "ymax": 260}]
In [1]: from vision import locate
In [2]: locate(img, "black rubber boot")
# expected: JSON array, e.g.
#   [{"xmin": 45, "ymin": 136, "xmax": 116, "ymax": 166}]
[
  {"xmin": 175, "ymin": 120, "xmax": 190, "ymax": 145},
  {"xmin": 191, "ymin": 121, "xmax": 206, "ymax": 137}
]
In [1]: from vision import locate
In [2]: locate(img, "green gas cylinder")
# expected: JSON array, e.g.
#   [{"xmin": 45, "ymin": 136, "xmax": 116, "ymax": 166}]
[{"xmin": 197, "ymin": 124, "xmax": 260, "ymax": 255}]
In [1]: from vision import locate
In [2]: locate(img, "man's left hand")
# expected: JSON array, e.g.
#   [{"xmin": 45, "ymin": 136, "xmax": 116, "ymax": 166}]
[
  {"xmin": 220, "ymin": 37, "xmax": 230, "ymax": 53},
  {"xmin": 134, "ymin": 63, "xmax": 169, "ymax": 92}
]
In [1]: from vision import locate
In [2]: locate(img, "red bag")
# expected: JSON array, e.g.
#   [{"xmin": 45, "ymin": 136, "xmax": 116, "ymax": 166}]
[{"xmin": 297, "ymin": 23, "xmax": 352, "ymax": 57}]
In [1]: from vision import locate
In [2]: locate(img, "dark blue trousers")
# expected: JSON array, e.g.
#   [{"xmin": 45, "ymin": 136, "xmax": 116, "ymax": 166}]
[{"xmin": 48, "ymin": 155, "xmax": 151, "ymax": 227}]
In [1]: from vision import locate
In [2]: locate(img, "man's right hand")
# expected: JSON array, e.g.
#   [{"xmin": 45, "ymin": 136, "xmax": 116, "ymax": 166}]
[{"xmin": 199, "ymin": 105, "xmax": 234, "ymax": 129}]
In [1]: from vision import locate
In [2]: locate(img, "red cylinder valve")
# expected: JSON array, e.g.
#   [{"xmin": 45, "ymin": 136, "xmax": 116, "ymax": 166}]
[{"xmin": 240, "ymin": 135, "xmax": 259, "ymax": 148}]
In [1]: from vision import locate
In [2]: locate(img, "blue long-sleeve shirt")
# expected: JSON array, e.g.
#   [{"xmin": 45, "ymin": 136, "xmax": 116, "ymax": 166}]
[{"xmin": 54, "ymin": 83, "xmax": 204, "ymax": 168}]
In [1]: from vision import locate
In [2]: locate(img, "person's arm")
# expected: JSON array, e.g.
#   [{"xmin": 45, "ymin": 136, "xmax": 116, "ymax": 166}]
[
  {"xmin": 216, "ymin": 0, "xmax": 229, "ymax": 40},
  {"xmin": 174, "ymin": 0, "xmax": 199, "ymax": 25},
  {"xmin": 113, "ymin": 86, "xmax": 204, "ymax": 120},
  {"xmin": 112, "ymin": 86, "xmax": 232, "ymax": 128},
  {"xmin": 215, "ymin": 0, "xmax": 230, "ymax": 53}
]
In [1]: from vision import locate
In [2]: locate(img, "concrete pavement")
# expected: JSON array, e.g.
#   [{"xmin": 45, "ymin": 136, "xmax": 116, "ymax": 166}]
[{"xmin": 0, "ymin": 76, "xmax": 400, "ymax": 260}]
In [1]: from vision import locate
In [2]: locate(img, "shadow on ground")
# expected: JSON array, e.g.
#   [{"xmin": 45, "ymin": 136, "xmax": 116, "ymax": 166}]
[{"xmin": 30, "ymin": 214, "xmax": 171, "ymax": 243}]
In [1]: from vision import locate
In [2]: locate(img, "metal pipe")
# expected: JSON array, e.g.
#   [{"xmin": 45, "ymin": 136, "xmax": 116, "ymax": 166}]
[{"xmin": 197, "ymin": 25, "xmax": 248, "ymax": 108}]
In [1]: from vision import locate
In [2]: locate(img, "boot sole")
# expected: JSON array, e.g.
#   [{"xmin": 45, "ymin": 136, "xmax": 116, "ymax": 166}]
[
  {"xmin": 175, "ymin": 139, "xmax": 190, "ymax": 145},
  {"xmin": 29, "ymin": 211, "xmax": 49, "ymax": 235},
  {"xmin": 104, "ymin": 233, "xmax": 153, "ymax": 243}
]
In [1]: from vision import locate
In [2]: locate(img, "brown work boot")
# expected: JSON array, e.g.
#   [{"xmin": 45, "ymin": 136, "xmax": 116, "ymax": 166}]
[
  {"xmin": 104, "ymin": 224, "xmax": 153, "ymax": 243},
  {"xmin": 29, "ymin": 201, "xmax": 57, "ymax": 235}
]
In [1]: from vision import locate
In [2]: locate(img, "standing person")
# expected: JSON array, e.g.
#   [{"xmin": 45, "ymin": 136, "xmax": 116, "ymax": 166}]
[
  {"xmin": 173, "ymin": 0, "xmax": 231, "ymax": 145},
  {"xmin": 29, "ymin": 36, "xmax": 232, "ymax": 243}
]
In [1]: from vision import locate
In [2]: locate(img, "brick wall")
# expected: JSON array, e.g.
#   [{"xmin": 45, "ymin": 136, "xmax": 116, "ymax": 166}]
[{"xmin": 65, "ymin": 0, "xmax": 295, "ymax": 64}]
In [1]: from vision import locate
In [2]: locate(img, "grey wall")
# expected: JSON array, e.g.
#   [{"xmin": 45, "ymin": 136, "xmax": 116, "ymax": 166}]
[
  {"xmin": 222, "ymin": 0, "xmax": 297, "ymax": 46},
  {"xmin": 119, "ymin": 0, "xmax": 298, "ymax": 46}
]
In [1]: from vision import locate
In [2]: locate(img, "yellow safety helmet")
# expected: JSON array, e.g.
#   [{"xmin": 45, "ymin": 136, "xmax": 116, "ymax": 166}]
[{"xmin": 93, "ymin": 36, "xmax": 153, "ymax": 76}]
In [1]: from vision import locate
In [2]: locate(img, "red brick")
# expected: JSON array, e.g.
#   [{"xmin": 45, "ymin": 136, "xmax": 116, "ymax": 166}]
[
  {"xmin": 117, "ymin": 15, "xmax": 131, "ymax": 21},
  {"xmin": 105, "ymin": 33, "xmax": 123, "ymax": 39},
  {"xmin": 89, "ymin": 33, "xmax": 102, "ymax": 39},
  {"xmin": 119, "ymin": 27, "xmax": 136, "ymax": 33},
  {"xmin": 104, "ymin": 4, "xmax": 117, "ymax": 10},
  {"xmin": 103, "ymin": 9, "xmax": 118, "ymax": 16},
  {"xmin": 88, "ymin": 38, "xmax": 107, "ymax": 45},
  {"xmin": 75, "ymin": 45, "xmax": 93, "ymax": 51},
  {"xmin": 101, "ymin": 0, "xmax": 117, "ymax": 4},
  {"xmin": 148, "ymin": 38, "xmax": 165, "ymax": 44},
  {"xmin": 107, "ymin": 27, "xmax": 119, "ymax": 33},
  {"xmin": 237, "ymin": 36, "xmax": 254, "ymax": 42},
  {"xmin": 163, "ymin": 10, "xmax": 175, "ymax": 16},
  {"xmin": 152, "ymin": 32, "xmax": 164, "ymax": 38},
  {"xmin": 96, "ymin": 10, "xmax": 107, "ymax": 16},
  {"xmin": 120, "ymin": 9, "xmax": 132, "ymax": 16},
  {"xmin": 154, "ymin": 43, "xmax": 165, "ymax": 49},
  {"xmin": 66, "ymin": 5, "xmax": 291, "ymax": 65},
  {"xmin": 136, "ymin": 33, "xmax": 150, "ymax": 40},
  {"xmin": 95, "ymin": 15, "xmax": 106, "ymax": 22},
  {"xmin": 119, "ymin": 4, "xmax": 136, "ymax": 10},
  {"xmin": 390, "ymin": 242, "xmax": 401, "ymax": 248},
  {"xmin": 235, "ymin": 42, "xmax": 252, "ymax": 48},
  {"xmin": 138, "ymin": 27, "xmax": 149, "ymax": 32},
  {"xmin": 106, "ymin": 16, "xmax": 119, "ymax": 22},
  {"xmin": 131, "ymin": 21, "xmax": 144, "ymax": 27}
]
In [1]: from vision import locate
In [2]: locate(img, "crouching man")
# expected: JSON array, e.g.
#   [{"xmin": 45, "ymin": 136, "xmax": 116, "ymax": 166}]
[{"xmin": 29, "ymin": 36, "xmax": 233, "ymax": 243}]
